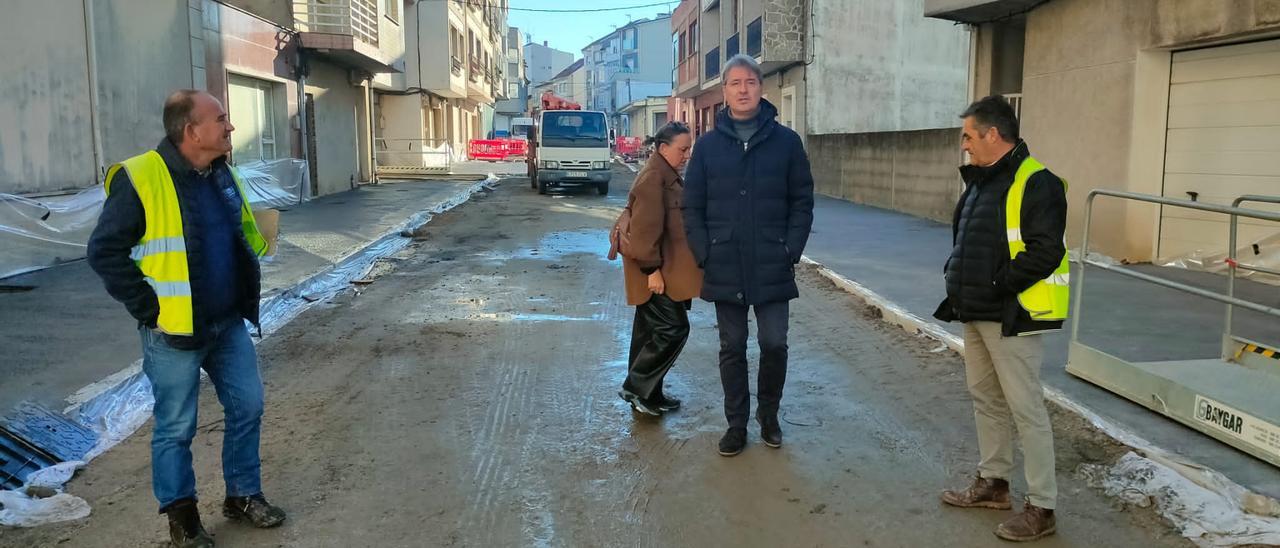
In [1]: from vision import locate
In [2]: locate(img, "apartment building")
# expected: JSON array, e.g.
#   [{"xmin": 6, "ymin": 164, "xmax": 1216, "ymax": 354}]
[
  {"xmin": 378, "ymin": 0, "xmax": 506, "ymax": 168},
  {"xmin": 494, "ymin": 26, "xmax": 529, "ymax": 135},
  {"xmin": 525, "ymin": 41, "xmax": 575, "ymax": 87},
  {"xmin": 582, "ymin": 15, "xmax": 674, "ymax": 126},
  {"xmin": 928, "ymin": 0, "xmax": 1280, "ymax": 262}
]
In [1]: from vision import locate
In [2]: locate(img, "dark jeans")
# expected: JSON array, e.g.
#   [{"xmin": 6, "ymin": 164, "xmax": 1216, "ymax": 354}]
[
  {"xmin": 625, "ymin": 292, "xmax": 691, "ymax": 400},
  {"xmin": 141, "ymin": 318, "xmax": 264, "ymax": 511},
  {"xmin": 715, "ymin": 301, "xmax": 789, "ymax": 428}
]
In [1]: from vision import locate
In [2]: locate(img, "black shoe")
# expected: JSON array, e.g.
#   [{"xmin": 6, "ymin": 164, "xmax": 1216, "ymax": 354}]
[
  {"xmin": 223, "ymin": 494, "xmax": 286, "ymax": 528},
  {"xmin": 618, "ymin": 389, "xmax": 662, "ymax": 416},
  {"xmin": 718, "ymin": 427, "xmax": 747, "ymax": 456},
  {"xmin": 653, "ymin": 393, "xmax": 682, "ymax": 412},
  {"xmin": 757, "ymin": 412, "xmax": 783, "ymax": 448},
  {"xmin": 165, "ymin": 499, "xmax": 215, "ymax": 548}
]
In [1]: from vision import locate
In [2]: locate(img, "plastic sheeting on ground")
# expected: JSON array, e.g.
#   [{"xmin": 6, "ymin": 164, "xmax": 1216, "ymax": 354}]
[
  {"xmin": 0, "ymin": 187, "xmax": 104, "ymax": 280},
  {"xmin": 235, "ymin": 158, "xmax": 311, "ymax": 210},
  {"xmin": 1079, "ymin": 452, "xmax": 1280, "ymax": 547},
  {"xmin": 0, "ymin": 176, "xmax": 498, "ymax": 528},
  {"xmin": 1159, "ymin": 232, "xmax": 1280, "ymax": 286}
]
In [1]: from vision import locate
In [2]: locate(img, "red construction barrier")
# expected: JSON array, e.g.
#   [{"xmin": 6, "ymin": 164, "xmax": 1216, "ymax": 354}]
[
  {"xmin": 468, "ymin": 138, "xmax": 529, "ymax": 161},
  {"xmin": 615, "ymin": 136, "xmax": 644, "ymax": 157}
]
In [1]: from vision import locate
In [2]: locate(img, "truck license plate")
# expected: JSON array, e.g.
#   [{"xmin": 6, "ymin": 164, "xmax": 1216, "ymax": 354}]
[{"xmin": 567, "ymin": 171, "xmax": 588, "ymax": 178}]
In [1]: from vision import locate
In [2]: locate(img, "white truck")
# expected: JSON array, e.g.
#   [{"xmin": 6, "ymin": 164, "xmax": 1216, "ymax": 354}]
[{"xmin": 527, "ymin": 109, "xmax": 613, "ymax": 196}]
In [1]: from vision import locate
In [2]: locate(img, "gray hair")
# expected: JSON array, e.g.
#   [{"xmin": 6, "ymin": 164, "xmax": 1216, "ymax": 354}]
[{"xmin": 721, "ymin": 54, "xmax": 762, "ymax": 82}]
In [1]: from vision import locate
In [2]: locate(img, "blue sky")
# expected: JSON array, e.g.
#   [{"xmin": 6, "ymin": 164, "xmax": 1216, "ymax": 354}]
[{"xmin": 509, "ymin": 1, "xmax": 678, "ymax": 58}]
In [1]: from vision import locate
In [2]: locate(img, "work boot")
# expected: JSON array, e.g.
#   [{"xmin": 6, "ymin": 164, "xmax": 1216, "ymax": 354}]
[
  {"xmin": 718, "ymin": 427, "xmax": 747, "ymax": 457},
  {"xmin": 165, "ymin": 499, "xmax": 214, "ymax": 548},
  {"xmin": 619, "ymin": 388, "xmax": 662, "ymax": 416},
  {"xmin": 940, "ymin": 475, "xmax": 1012, "ymax": 509},
  {"xmin": 757, "ymin": 411, "xmax": 782, "ymax": 448},
  {"xmin": 223, "ymin": 494, "xmax": 286, "ymax": 528},
  {"xmin": 995, "ymin": 498, "xmax": 1056, "ymax": 542}
]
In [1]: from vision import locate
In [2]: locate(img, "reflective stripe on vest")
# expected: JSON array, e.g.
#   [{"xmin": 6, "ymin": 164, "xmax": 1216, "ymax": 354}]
[
  {"xmin": 1006, "ymin": 156, "xmax": 1070, "ymax": 321},
  {"xmin": 105, "ymin": 151, "xmax": 267, "ymax": 335}
]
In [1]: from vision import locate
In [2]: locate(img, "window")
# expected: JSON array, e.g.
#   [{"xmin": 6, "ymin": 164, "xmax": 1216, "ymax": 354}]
[
  {"xmin": 383, "ymin": 0, "xmax": 399, "ymax": 23},
  {"xmin": 677, "ymin": 31, "xmax": 686, "ymax": 61},
  {"xmin": 227, "ymin": 74, "xmax": 281, "ymax": 163},
  {"xmin": 689, "ymin": 22, "xmax": 698, "ymax": 58},
  {"xmin": 780, "ymin": 86, "xmax": 795, "ymax": 129},
  {"xmin": 622, "ymin": 29, "xmax": 637, "ymax": 50},
  {"xmin": 731, "ymin": 0, "xmax": 740, "ymax": 33},
  {"xmin": 509, "ymin": 82, "xmax": 520, "ymax": 97}
]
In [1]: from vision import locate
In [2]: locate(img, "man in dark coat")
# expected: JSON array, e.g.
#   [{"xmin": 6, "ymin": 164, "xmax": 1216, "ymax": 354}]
[{"xmin": 683, "ymin": 54, "xmax": 814, "ymax": 457}]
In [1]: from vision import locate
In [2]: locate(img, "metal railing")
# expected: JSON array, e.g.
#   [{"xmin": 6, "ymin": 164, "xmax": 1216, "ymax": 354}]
[
  {"xmin": 1224, "ymin": 195, "xmax": 1280, "ymax": 341},
  {"xmin": 292, "ymin": 0, "xmax": 379, "ymax": 48},
  {"xmin": 1003, "ymin": 93, "xmax": 1023, "ymax": 119},
  {"xmin": 1073, "ymin": 190, "xmax": 1280, "ymax": 354},
  {"xmin": 451, "ymin": 56, "xmax": 464, "ymax": 76},
  {"xmin": 374, "ymin": 138, "xmax": 453, "ymax": 175}
]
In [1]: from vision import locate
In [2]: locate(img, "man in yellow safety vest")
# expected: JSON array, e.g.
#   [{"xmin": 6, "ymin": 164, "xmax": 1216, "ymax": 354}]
[
  {"xmin": 933, "ymin": 95, "xmax": 1069, "ymax": 543},
  {"xmin": 88, "ymin": 90, "xmax": 282, "ymax": 547}
]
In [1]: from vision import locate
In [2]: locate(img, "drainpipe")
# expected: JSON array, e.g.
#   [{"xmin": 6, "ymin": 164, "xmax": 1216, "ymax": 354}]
[
  {"xmin": 296, "ymin": 48, "xmax": 310, "ymax": 205},
  {"xmin": 82, "ymin": 0, "xmax": 105, "ymax": 184}
]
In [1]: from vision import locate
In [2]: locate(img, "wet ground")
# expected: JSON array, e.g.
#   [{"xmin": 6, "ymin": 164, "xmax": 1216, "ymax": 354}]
[{"xmin": 4, "ymin": 167, "xmax": 1193, "ymax": 547}]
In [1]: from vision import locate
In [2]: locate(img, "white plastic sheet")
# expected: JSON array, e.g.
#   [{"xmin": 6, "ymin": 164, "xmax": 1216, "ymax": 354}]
[
  {"xmin": 1079, "ymin": 452, "xmax": 1280, "ymax": 547},
  {"xmin": 0, "ymin": 186, "xmax": 104, "ymax": 279},
  {"xmin": 0, "ymin": 490, "xmax": 91, "ymax": 528},
  {"xmin": 235, "ymin": 158, "xmax": 311, "ymax": 209},
  {"xmin": 1159, "ymin": 232, "xmax": 1280, "ymax": 286}
]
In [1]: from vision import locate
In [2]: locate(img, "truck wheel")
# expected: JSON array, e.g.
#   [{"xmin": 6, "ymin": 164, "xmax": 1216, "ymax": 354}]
[
  {"xmin": 538, "ymin": 178, "xmax": 549, "ymax": 195},
  {"xmin": 596, "ymin": 182, "xmax": 609, "ymax": 196}
]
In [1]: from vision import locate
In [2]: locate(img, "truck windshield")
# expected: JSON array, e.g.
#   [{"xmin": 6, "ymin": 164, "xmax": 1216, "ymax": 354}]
[{"xmin": 540, "ymin": 112, "xmax": 607, "ymax": 148}]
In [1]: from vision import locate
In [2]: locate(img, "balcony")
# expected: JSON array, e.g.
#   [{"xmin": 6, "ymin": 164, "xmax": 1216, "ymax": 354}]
[
  {"xmin": 726, "ymin": 33, "xmax": 740, "ymax": 59},
  {"xmin": 466, "ymin": 58, "xmax": 493, "ymax": 102},
  {"xmin": 292, "ymin": 0, "xmax": 399, "ymax": 73},
  {"xmin": 451, "ymin": 56, "xmax": 464, "ymax": 77},
  {"xmin": 924, "ymin": 0, "xmax": 1042, "ymax": 24},
  {"xmin": 747, "ymin": 18, "xmax": 762, "ymax": 57},
  {"xmin": 705, "ymin": 47, "xmax": 720, "ymax": 81}
]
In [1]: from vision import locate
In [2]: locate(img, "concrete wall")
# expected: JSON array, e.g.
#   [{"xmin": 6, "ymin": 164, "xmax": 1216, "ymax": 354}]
[
  {"xmin": 808, "ymin": 0, "xmax": 969, "ymax": 135},
  {"xmin": 0, "ymin": 1, "xmax": 97, "ymax": 193},
  {"xmin": 306, "ymin": 61, "xmax": 362, "ymax": 195},
  {"xmin": 0, "ymin": 0, "xmax": 196, "ymax": 194},
  {"xmin": 808, "ymin": 129, "xmax": 962, "ymax": 223},
  {"xmin": 636, "ymin": 18, "xmax": 675, "ymax": 87}
]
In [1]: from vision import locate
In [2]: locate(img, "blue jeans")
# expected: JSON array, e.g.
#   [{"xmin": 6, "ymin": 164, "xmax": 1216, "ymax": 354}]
[{"xmin": 141, "ymin": 318, "xmax": 264, "ymax": 511}]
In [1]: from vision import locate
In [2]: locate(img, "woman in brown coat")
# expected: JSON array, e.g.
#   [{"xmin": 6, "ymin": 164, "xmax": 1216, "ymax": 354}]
[{"xmin": 619, "ymin": 122, "xmax": 703, "ymax": 416}]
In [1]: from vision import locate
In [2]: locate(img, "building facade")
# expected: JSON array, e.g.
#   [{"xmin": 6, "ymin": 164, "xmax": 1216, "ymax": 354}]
[
  {"xmin": 927, "ymin": 0, "xmax": 1280, "ymax": 262},
  {"xmin": 582, "ymin": 15, "xmax": 674, "ymax": 126},
  {"xmin": 378, "ymin": 0, "xmax": 506, "ymax": 166},
  {"xmin": 494, "ymin": 26, "xmax": 529, "ymax": 135},
  {"xmin": 620, "ymin": 97, "xmax": 670, "ymax": 138},
  {"xmin": 668, "ymin": 0, "xmax": 808, "ymax": 139},
  {"xmin": 525, "ymin": 41, "xmax": 575, "ymax": 87}
]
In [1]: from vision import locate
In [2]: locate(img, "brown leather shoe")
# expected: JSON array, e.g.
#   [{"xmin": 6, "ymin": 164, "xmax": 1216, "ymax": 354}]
[
  {"xmin": 995, "ymin": 498, "xmax": 1057, "ymax": 542},
  {"xmin": 940, "ymin": 475, "xmax": 1012, "ymax": 509}
]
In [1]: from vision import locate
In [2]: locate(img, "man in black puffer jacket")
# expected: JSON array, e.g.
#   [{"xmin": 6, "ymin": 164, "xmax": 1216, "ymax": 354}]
[
  {"xmin": 684, "ymin": 54, "xmax": 814, "ymax": 457},
  {"xmin": 934, "ymin": 95, "xmax": 1068, "ymax": 543}
]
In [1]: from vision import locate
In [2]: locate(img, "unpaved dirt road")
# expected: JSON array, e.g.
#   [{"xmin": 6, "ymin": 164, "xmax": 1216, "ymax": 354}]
[{"xmin": 5, "ymin": 167, "xmax": 1191, "ymax": 547}]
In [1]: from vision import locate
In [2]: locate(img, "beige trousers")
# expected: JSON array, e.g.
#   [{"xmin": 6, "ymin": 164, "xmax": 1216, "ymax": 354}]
[{"xmin": 962, "ymin": 321, "xmax": 1057, "ymax": 509}]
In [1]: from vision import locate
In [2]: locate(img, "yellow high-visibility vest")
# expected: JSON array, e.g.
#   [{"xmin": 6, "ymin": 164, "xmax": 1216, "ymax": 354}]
[
  {"xmin": 105, "ymin": 151, "xmax": 268, "ymax": 335},
  {"xmin": 1006, "ymin": 156, "xmax": 1070, "ymax": 321}
]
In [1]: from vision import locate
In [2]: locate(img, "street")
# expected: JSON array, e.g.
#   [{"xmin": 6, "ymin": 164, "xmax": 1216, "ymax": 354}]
[{"xmin": 5, "ymin": 166, "xmax": 1192, "ymax": 548}]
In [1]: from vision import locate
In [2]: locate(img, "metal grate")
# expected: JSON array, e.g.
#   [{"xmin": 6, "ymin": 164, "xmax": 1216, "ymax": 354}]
[{"xmin": 292, "ymin": 0, "xmax": 380, "ymax": 48}]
